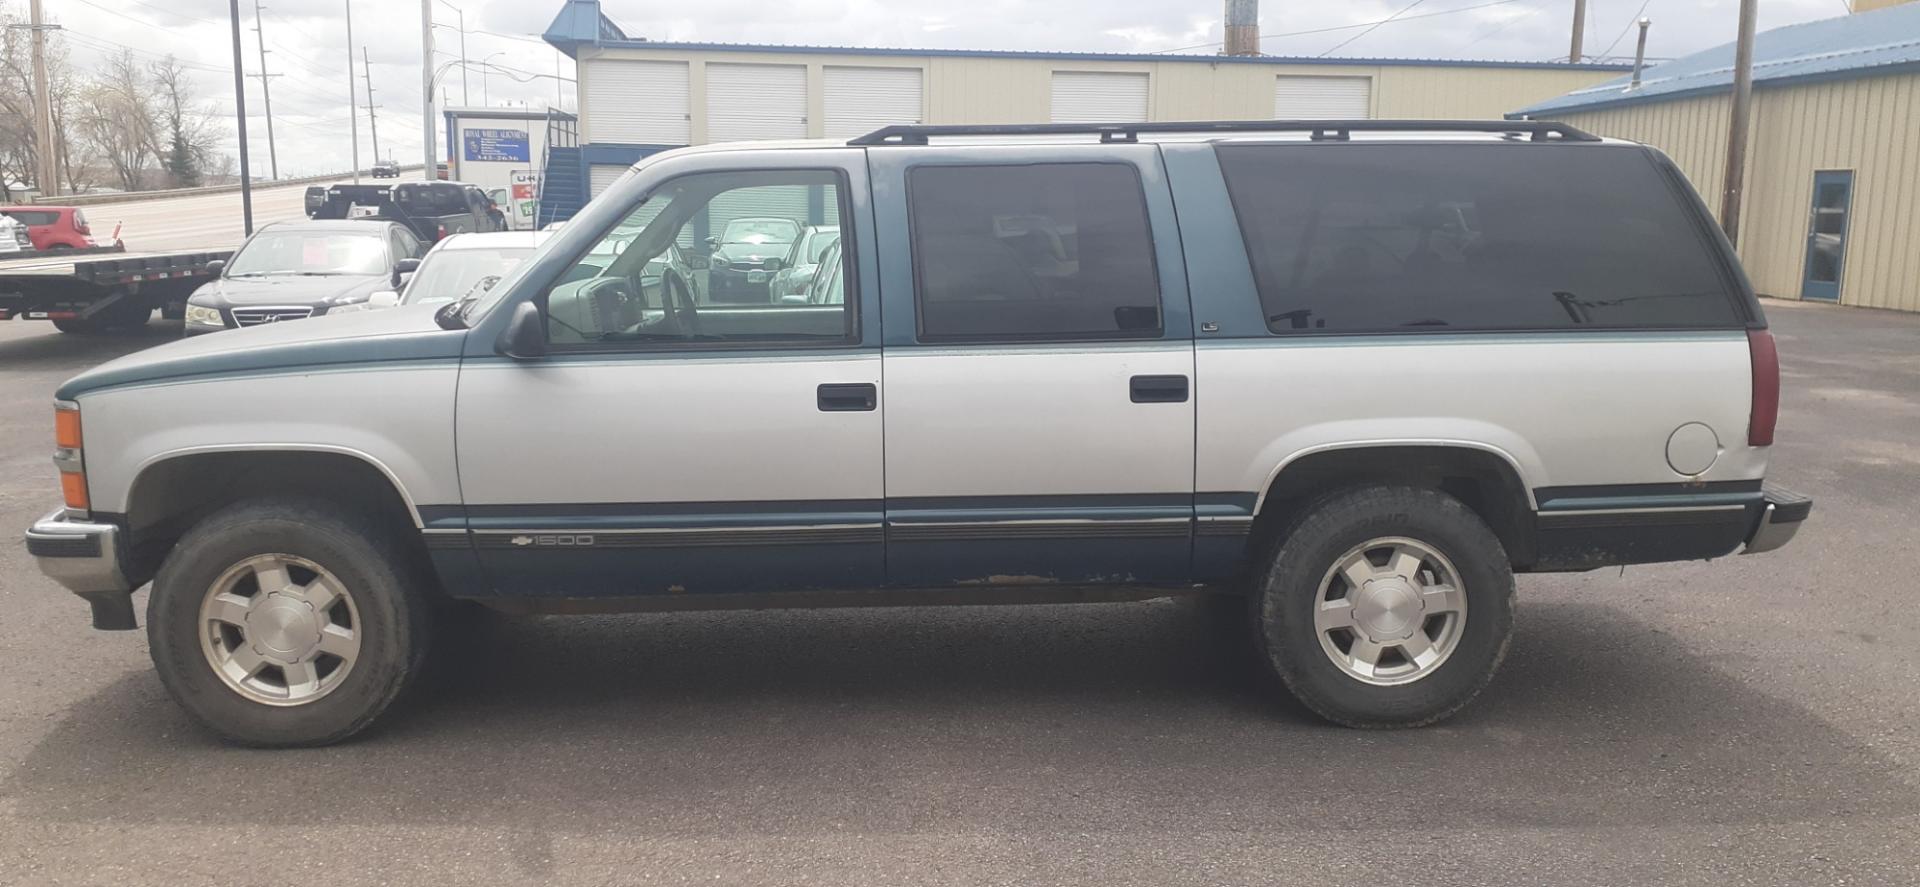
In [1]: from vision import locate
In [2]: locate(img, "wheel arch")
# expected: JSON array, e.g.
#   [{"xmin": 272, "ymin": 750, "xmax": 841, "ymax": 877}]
[
  {"xmin": 1247, "ymin": 441, "xmax": 1539, "ymax": 570},
  {"xmin": 120, "ymin": 446, "xmax": 425, "ymax": 586}
]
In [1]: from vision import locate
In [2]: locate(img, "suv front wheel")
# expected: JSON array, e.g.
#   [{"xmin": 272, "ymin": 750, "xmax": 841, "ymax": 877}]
[
  {"xmin": 1254, "ymin": 486, "xmax": 1515, "ymax": 728},
  {"xmin": 147, "ymin": 499, "xmax": 432, "ymax": 746}
]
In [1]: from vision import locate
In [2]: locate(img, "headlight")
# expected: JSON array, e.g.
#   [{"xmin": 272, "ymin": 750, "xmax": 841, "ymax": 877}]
[{"xmin": 184, "ymin": 304, "xmax": 224, "ymax": 327}]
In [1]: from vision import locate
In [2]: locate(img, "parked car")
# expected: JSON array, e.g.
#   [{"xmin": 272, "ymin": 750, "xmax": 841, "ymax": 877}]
[
  {"xmin": 0, "ymin": 205, "xmax": 93, "ymax": 250},
  {"xmin": 0, "ymin": 214, "xmax": 33, "ymax": 256},
  {"xmin": 332, "ymin": 230, "xmax": 550, "ymax": 313},
  {"xmin": 179, "ymin": 219, "xmax": 423, "ymax": 334},
  {"xmin": 370, "ymin": 159, "xmax": 400, "ymax": 179},
  {"xmin": 769, "ymin": 224, "xmax": 840, "ymax": 302},
  {"xmin": 27, "ymin": 120, "xmax": 1812, "ymax": 747},
  {"xmin": 705, "ymin": 216, "xmax": 799, "ymax": 302}
]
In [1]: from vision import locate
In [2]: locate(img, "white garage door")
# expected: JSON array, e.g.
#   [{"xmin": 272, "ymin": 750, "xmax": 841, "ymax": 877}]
[
  {"xmin": 707, "ymin": 63, "xmax": 807, "ymax": 142},
  {"xmin": 584, "ymin": 60, "xmax": 690, "ymax": 144},
  {"xmin": 824, "ymin": 66, "xmax": 923, "ymax": 139},
  {"xmin": 1273, "ymin": 76, "xmax": 1372, "ymax": 119},
  {"xmin": 589, "ymin": 164, "xmax": 630, "ymax": 200},
  {"xmin": 1051, "ymin": 71, "xmax": 1149, "ymax": 123}
]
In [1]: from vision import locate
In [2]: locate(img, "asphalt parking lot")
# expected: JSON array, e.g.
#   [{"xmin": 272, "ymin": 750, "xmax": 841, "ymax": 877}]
[{"xmin": 0, "ymin": 301, "xmax": 1915, "ymax": 886}]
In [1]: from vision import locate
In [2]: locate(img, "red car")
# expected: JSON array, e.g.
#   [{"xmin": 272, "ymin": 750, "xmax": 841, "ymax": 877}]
[{"xmin": 0, "ymin": 205, "xmax": 94, "ymax": 251}]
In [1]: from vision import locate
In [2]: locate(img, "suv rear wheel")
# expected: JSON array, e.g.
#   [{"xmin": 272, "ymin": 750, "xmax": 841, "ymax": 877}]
[
  {"xmin": 1254, "ymin": 486, "xmax": 1514, "ymax": 728},
  {"xmin": 147, "ymin": 499, "xmax": 432, "ymax": 746}
]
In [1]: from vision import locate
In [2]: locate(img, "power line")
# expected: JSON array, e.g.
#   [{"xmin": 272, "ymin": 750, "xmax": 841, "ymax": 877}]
[
  {"xmin": 1597, "ymin": 0, "xmax": 1655, "ymax": 60},
  {"xmin": 1148, "ymin": 0, "xmax": 1529, "ymax": 54},
  {"xmin": 1460, "ymin": 0, "xmax": 1546, "ymax": 51},
  {"xmin": 1321, "ymin": 0, "xmax": 1429, "ymax": 57}
]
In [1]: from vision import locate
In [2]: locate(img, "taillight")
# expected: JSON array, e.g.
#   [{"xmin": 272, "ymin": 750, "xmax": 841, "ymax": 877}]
[
  {"xmin": 1748, "ymin": 329, "xmax": 1779, "ymax": 447},
  {"xmin": 54, "ymin": 404, "xmax": 88, "ymax": 511},
  {"xmin": 73, "ymin": 210, "xmax": 90, "ymax": 235}
]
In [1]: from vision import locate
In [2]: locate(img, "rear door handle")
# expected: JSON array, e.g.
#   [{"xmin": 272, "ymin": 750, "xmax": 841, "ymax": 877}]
[
  {"xmin": 1130, "ymin": 374, "xmax": 1189, "ymax": 404},
  {"xmin": 818, "ymin": 382, "xmax": 877, "ymax": 412}
]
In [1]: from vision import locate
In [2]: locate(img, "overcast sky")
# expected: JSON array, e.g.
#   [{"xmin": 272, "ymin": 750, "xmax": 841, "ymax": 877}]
[{"xmin": 27, "ymin": 0, "xmax": 1855, "ymax": 178}]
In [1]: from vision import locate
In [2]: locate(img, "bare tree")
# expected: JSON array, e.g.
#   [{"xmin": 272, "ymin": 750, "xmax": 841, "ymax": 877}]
[
  {"xmin": 74, "ymin": 50, "xmax": 159, "ymax": 191},
  {"xmin": 150, "ymin": 56, "xmax": 222, "ymax": 188}
]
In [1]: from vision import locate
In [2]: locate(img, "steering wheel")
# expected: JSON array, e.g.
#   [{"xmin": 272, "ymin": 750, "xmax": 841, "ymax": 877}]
[{"xmin": 662, "ymin": 268, "xmax": 699, "ymax": 337}]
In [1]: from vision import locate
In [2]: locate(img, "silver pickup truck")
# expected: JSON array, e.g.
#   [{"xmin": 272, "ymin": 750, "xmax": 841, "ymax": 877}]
[{"xmin": 26, "ymin": 120, "xmax": 1811, "ymax": 747}]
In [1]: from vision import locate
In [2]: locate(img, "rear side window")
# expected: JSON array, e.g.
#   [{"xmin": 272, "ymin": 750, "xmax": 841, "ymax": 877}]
[
  {"xmin": 908, "ymin": 163, "xmax": 1162, "ymax": 342},
  {"xmin": 1215, "ymin": 144, "xmax": 1744, "ymax": 333},
  {"xmin": 2, "ymin": 210, "xmax": 58, "ymax": 226}
]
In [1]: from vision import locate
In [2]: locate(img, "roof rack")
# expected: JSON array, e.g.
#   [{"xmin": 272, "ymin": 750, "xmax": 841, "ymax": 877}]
[{"xmin": 847, "ymin": 119, "xmax": 1601, "ymax": 146}]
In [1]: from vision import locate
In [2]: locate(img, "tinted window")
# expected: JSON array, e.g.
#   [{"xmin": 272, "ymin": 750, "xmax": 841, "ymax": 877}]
[
  {"xmin": 226, "ymin": 230, "xmax": 389, "ymax": 276},
  {"xmin": 1, "ymin": 210, "xmax": 58, "ymax": 226},
  {"xmin": 1216, "ymin": 144, "xmax": 1743, "ymax": 333},
  {"xmin": 544, "ymin": 169, "xmax": 852, "ymax": 348},
  {"xmin": 909, "ymin": 163, "xmax": 1161, "ymax": 341}
]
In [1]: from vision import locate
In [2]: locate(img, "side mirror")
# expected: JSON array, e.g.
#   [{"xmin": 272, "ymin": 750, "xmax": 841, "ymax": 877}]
[
  {"xmin": 367, "ymin": 291, "xmax": 400, "ymax": 308},
  {"xmin": 763, "ymin": 257, "xmax": 785, "ymax": 272},
  {"xmin": 392, "ymin": 257, "xmax": 421, "ymax": 287},
  {"xmin": 684, "ymin": 254, "xmax": 710, "ymax": 271},
  {"xmin": 778, "ymin": 293, "xmax": 810, "ymax": 305},
  {"xmin": 704, "ymin": 236, "xmax": 719, "ymax": 250},
  {"xmin": 205, "ymin": 259, "xmax": 225, "ymax": 276},
  {"xmin": 495, "ymin": 300, "xmax": 547, "ymax": 360}
]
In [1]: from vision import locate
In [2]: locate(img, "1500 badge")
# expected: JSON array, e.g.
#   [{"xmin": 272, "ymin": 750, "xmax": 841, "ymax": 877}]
[{"xmin": 509, "ymin": 535, "xmax": 596, "ymax": 547}]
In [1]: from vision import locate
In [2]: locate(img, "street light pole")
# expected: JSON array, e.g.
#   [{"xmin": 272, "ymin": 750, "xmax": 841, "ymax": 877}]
[
  {"xmin": 227, "ymin": 0, "xmax": 254, "ymax": 233},
  {"xmin": 421, "ymin": 0, "xmax": 436, "ymax": 180},
  {"xmin": 482, "ymin": 51, "xmax": 506, "ymax": 106},
  {"xmin": 346, "ymin": 0, "xmax": 359, "ymax": 184}
]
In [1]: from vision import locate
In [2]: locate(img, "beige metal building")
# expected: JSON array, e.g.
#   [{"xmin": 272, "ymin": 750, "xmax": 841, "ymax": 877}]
[
  {"xmin": 536, "ymin": 0, "xmax": 1625, "ymax": 215},
  {"xmin": 1514, "ymin": 2, "xmax": 1920, "ymax": 313}
]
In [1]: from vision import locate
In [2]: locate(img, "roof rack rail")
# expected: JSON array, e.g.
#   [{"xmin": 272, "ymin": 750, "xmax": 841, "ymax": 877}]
[{"xmin": 848, "ymin": 119, "xmax": 1600, "ymax": 146}]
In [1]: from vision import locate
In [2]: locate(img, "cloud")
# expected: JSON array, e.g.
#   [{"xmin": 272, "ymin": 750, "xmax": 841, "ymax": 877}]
[{"xmin": 44, "ymin": 0, "xmax": 1849, "ymax": 178}]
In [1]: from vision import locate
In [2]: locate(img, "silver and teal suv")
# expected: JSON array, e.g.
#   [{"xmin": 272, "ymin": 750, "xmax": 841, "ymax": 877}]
[{"xmin": 25, "ymin": 120, "xmax": 1812, "ymax": 746}]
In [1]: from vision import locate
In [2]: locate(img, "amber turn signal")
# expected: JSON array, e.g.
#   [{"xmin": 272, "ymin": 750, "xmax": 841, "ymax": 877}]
[
  {"xmin": 55, "ymin": 407, "xmax": 82, "ymax": 450},
  {"xmin": 60, "ymin": 470, "xmax": 89, "ymax": 510}
]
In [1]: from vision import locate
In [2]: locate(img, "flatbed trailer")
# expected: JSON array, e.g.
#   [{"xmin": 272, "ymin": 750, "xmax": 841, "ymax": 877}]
[{"xmin": 0, "ymin": 246, "xmax": 230, "ymax": 334}]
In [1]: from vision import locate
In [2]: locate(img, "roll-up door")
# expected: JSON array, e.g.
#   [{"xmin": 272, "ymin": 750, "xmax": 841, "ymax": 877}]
[
  {"xmin": 823, "ymin": 66, "xmax": 923, "ymax": 139},
  {"xmin": 707, "ymin": 63, "xmax": 807, "ymax": 142},
  {"xmin": 584, "ymin": 60, "xmax": 690, "ymax": 144},
  {"xmin": 1273, "ymin": 76, "xmax": 1371, "ymax": 119},
  {"xmin": 1050, "ymin": 71, "xmax": 1149, "ymax": 123},
  {"xmin": 588, "ymin": 164, "xmax": 629, "ymax": 199}
]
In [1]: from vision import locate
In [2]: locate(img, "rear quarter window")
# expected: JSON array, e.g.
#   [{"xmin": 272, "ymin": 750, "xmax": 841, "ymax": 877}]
[{"xmin": 1215, "ymin": 143, "xmax": 1746, "ymax": 333}]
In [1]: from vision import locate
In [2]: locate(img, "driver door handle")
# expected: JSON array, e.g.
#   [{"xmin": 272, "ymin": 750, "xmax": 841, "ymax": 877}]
[{"xmin": 818, "ymin": 383, "xmax": 877, "ymax": 412}]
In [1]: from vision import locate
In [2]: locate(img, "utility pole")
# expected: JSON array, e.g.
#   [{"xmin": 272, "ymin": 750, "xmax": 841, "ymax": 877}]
[
  {"xmin": 362, "ymin": 48, "xmax": 381, "ymax": 160},
  {"xmin": 346, "ymin": 0, "xmax": 359, "ymax": 183},
  {"xmin": 249, "ymin": 0, "xmax": 280, "ymax": 179},
  {"xmin": 18, "ymin": 0, "xmax": 60, "ymax": 198},
  {"xmin": 1720, "ymin": 0, "xmax": 1758, "ymax": 246},
  {"xmin": 1630, "ymin": 18, "xmax": 1652, "ymax": 89},
  {"xmin": 421, "ymin": 0, "xmax": 436, "ymax": 180},
  {"xmin": 454, "ymin": 7, "xmax": 468, "ymax": 105},
  {"xmin": 1569, "ymin": 0, "xmax": 1587, "ymax": 63},
  {"xmin": 227, "ymin": 0, "xmax": 254, "ymax": 234}
]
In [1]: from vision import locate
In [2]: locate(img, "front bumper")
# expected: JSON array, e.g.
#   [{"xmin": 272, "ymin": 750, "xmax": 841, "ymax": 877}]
[
  {"xmin": 1742, "ymin": 484, "xmax": 1813, "ymax": 555},
  {"xmin": 25, "ymin": 507, "xmax": 138, "ymax": 630}
]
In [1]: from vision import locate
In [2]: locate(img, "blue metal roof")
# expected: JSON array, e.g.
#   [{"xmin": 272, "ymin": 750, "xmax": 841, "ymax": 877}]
[
  {"xmin": 542, "ymin": 0, "xmax": 1629, "ymax": 72},
  {"xmin": 1513, "ymin": 3, "xmax": 1920, "ymax": 117}
]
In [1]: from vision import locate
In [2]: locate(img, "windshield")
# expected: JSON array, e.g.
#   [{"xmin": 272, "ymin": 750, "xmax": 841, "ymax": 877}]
[
  {"xmin": 791, "ymin": 229, "xmax": 841, "ymax": 265},
  {"xmin": 721, "ymin": 218, "xmax": 798, "ymax": 245},
  {"xmin": 403, "ymin": 246, "xmax": 536, "ymax": 305},
  {"xmin": 227, "ymin": 230, "xmax": 388, "ymax": 277}
]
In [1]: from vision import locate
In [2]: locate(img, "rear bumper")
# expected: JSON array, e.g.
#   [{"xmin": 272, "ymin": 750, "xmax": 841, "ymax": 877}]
[
  {"xmin": 1742, "ymin": 484, "xmax": 1813, "ymax": 555},
  {"xmin": 24, "ymin": 507, "xmax": 138, "ymax": 630}
]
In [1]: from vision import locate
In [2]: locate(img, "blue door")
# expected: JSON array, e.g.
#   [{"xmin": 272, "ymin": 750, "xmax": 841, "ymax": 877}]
[{"xmin": 1800, "ymin": 170, "xmax": 1853, "ymax": 302}]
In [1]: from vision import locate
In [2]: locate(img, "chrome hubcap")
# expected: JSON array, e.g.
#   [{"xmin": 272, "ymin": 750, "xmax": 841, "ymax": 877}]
[
  {"xmin": 1313, "ymin": 537, "xmax": 1467, "ymax": 686},
  {"xmin": 199, "ymin": 554, "xmax": 360, "ymax": 706}
]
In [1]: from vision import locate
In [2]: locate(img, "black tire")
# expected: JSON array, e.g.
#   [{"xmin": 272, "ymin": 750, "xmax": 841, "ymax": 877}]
[
  {"xmin": 1253, "ymin": 485, "xmax": 1514, "ymax": 728},
  {"xmin": 147, "ymin": 499, "xmax": 433, "ymax": 747}
]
